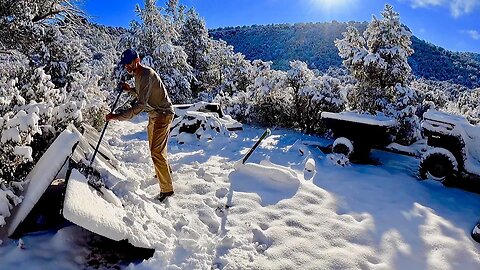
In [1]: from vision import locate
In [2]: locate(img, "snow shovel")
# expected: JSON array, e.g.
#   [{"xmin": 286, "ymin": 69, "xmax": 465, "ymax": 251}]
[
  {"xmin": 85, "ymin": 86, "xmax": 123, "ymax": 195},
  {"xmin": 242, "ymin": 128, "xmax": 272, "ymax": 164}
]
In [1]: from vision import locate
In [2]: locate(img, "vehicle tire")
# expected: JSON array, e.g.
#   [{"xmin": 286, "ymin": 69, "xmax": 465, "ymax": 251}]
[
  {"xmin": 419, "ymin": 149, "xmax": 457, "ymax": 184},
  {"xmin": 472, "ymin": 223, "xmax": 480, "ymax": 243},
  {"xmin": 332, "ymin": 137, "xmax": 353, "ymax": 157}
]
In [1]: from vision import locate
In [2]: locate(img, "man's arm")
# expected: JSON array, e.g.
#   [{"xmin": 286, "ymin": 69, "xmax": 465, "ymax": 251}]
[{"xmin": 115, "ymin": 76, "xmax": 152, "ymax": 121}]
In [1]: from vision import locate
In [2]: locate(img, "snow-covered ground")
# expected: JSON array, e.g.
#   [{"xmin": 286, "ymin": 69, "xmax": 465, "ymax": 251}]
[{"xmin": 0, "ymin": 113, "xmax": 479, "ymax": 269}]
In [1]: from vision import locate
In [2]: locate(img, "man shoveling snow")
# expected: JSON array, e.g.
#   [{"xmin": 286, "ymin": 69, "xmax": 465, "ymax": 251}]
[{"xmin": 106, "ymin": 49, "xmax": 175, "ymax": 202}]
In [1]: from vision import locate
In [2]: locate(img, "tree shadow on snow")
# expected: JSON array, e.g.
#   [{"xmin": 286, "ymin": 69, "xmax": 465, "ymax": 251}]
[{"xmin": 310, "ymin": 148, "xmax": 480, "ymax": 269}]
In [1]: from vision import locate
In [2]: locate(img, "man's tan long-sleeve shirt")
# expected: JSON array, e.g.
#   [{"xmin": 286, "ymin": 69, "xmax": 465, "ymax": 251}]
[{"xmin": 117, "ymin": 65, "xmax": 175, "ymax": 121}]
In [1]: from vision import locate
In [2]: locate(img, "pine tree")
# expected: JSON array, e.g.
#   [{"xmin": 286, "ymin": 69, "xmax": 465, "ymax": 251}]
[
  {"xmin": 179, "ymin": 8, "xmax": 211, "ymax": 97},
  {"xmin": 335, "ymin": 4, "xmax": 420, "ymax": 144}
]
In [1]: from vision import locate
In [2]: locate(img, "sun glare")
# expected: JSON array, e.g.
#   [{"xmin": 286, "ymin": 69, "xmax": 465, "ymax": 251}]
[{"xmin": 309, "ymin": 0, "xmax": 354, "ymax": 11}]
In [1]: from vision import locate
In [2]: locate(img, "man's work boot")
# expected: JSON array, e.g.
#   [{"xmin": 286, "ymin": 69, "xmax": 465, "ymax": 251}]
[{"xmin": 156, "ymin": 191, "xmax": 174, "ymax": 202}]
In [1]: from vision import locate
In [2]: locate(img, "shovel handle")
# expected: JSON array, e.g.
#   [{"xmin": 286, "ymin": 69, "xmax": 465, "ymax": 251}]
[
  {"xmin": 242, "ymin": 128, "xmax": 271, "ymax": 164},
  {"xmin": 89, "ymin": 86, "xmax": 123, "ymax": 167}
]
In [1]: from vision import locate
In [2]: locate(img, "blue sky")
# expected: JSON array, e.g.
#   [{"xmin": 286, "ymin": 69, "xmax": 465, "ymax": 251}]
[{"xmin": 81, "ymin": 0, "xmax": 480, "ymax": 53}]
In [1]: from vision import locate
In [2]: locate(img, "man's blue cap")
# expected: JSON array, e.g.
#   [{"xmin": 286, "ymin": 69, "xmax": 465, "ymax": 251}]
[{"xmin": 119, "ymin": 49, "xmax": 138, "ymax": 65}]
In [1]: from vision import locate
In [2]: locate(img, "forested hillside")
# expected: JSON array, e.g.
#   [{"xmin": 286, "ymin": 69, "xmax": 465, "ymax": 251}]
[{"xmin": 210, "ymin": 22, "xmax": 480, "ymax": 88}]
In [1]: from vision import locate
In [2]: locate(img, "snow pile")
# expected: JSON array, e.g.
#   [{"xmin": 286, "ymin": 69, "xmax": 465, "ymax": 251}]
[
  {"xmin": 63, "ymin": 169, "xmax": 128, "ymax": 242},
  {"xmin": 231, "ymin": 159, "xmax": 300, "ymax": 206}
]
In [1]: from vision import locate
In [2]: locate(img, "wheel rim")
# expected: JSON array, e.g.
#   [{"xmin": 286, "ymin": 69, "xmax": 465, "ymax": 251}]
[
  {"xmin": 426, "ymin": 171, "xmax": 446, "ymax": 181},
  {"xmin": 427, "ymin": 163, "xmax": 447, "ymax": 181},
  {"xmin": 333, "ymin": 144, "xmax": 350, "ymax": 156}
]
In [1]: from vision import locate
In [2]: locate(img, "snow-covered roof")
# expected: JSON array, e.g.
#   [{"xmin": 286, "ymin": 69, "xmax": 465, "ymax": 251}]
[
  {"xmin": 7, "ymin": 126, "xmax": 81, "ymax": 237},
  {"xmin": 423, "ymin": 110, "xmax": 471, "ymax": 126},
  {"xmin": 321, "ymin": 111, "xmax": 397, "ymax": 127}
]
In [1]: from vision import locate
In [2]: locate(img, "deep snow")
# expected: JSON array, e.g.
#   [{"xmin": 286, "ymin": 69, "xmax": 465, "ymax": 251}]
[{"xmin": 0, "ymin": 112, "xmax": 479, "ymax": 269}]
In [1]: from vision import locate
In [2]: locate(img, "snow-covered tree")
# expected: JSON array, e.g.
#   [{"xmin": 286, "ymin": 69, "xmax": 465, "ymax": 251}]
[
  {"xmin": 335, "ymin": 4, "xmax": 420, "ymax": 144},
  {"xmin": 120, "ymin": 0, "xmax": 193, "ymax": 103},
  {"xmin": 209, "ymin": 39, "xmax": 255, "ymax": 103},
  {"xmin": 0, "ymin": 0, "xmax": 86, "ymax": 54},
  {"xmin": 385, "ymin": 84, "xmax": 422, "ymax": 144},
  {"xmin": 179, "ymin": 8, "xmax": 211, "ymax": 97},
  {"xmin": 335, "ymin": 4, "xmax": 413, "ymax": 113}
]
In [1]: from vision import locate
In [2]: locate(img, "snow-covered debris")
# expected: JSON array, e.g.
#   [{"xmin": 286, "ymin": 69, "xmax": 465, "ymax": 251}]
[
  {"xmin": 288, "ymin": 139, "xmax": 310, "ymax": 156},
  {"xmin": 321, "ymin": 111, "xmax": 397, "ymax": 127},
  {"xmin": 327, "ymin": 153, "xmax": 350, "ymax": 166},
  {"xmin": 6, "ymin": 126, "xmax": 81, "ymax": 237},
  {"xmin": 304, "ymin": 158, "xmax": 316, "ymax": 172},
  {"xmin": 171, "ymin": 102, "xmax": 242, "ymax": 144},
  {"xmin": 385, "ymin": 141, "xmax": 425, "ymax": 157}
]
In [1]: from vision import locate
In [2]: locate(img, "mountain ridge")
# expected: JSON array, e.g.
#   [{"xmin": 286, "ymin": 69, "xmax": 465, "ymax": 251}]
[{"xmin": 209, "ymin": 22, "xmax": 480, "ymax": 88}]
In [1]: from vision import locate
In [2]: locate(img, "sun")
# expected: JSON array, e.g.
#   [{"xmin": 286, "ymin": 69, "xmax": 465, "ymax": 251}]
[{"xmin": 309, "ymin": 0, "xmax": 354, "ymax": 11}]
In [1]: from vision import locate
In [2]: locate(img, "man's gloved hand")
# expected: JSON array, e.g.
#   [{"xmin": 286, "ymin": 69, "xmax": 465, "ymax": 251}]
[
  {"xmin": 120, "ymin": 82, "xmax": 131, "ymax": 92},
  {"xmin": 106, "ymin": 113, "xmax": 118, "ymax": 121}
]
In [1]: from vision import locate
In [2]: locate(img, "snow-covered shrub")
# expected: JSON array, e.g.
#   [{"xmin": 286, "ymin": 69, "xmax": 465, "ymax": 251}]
[
  {"xmin": 216, "ymin": 60, "xmax": 289, "ymax": 127},
  {"xmin": 0, "ymin": 0, "xmax": 121, "ymax": 227},
  {"xmin": 287, "ymin": 61, "xmax": 346, "ymax": 134},
  {"xmin": 68, "ymin": 69, "xmax": 109, "ymax": 130},
  {"xmin": 0, "ymin": 109, "xmax": 41, "ymax": 179},
  {"xmin": 287, "ymin": 60, "xmax": 315, "ymax": 129},
  {"xmin": 297, "ymin": 75, "xmax": 346, "ymax": 134},
  {"xmin": 247, "ymin": 61, "xmax": 291, "ymax": 127},
  {"xmin": 0, "ymin": 185, "xmax": 23, "ymax": 227},
  {"xmin": 456, "ymin": 88, "xmax": 480, "ymax": 124},
  {"xmin": 385, "ymin": 84, "xmax": 422, "ymax": 144},
  {"xmin": 214, "ymin": 90, "xmax": 253, "ymax": 124}
]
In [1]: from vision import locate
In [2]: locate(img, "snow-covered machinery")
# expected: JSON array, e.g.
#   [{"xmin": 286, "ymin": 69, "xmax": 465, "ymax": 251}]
[
  {"xmin": 321, "ymin": 111, "xmax": 397, "ymax": 160},
  {"xmin": 171, "ymin": 102, "xmax": 242, "ymax": 144},
  {"xmin": 419, "ymin": 110, "xmax": 480, "ymax": 184}
]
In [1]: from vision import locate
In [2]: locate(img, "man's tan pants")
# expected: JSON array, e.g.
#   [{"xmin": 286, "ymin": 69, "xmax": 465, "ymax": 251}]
[{"xmin": 147, "ymin": 114, "xmax": 174, "ymax": 193}]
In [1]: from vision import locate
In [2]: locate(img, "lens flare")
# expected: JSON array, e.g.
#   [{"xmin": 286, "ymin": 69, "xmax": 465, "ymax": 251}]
[{"xmin": 309, "ymin": 0, "xmax": 355, "ymax": 11}]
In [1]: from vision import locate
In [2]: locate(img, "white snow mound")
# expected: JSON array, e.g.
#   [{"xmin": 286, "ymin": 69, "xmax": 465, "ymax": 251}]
[{"xmin": 63, "ymin": 169, "xmax": 128, "ymax": 242}]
